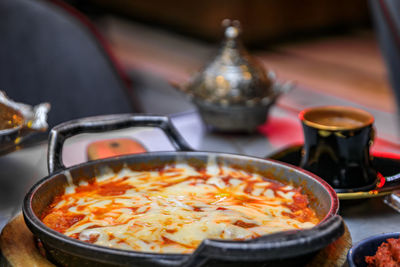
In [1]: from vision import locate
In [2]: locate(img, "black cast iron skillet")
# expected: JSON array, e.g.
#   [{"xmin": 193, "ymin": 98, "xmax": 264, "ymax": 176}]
[{"xmin": 23, "ymin": 114, "xmax": 344, "ymax": 267}]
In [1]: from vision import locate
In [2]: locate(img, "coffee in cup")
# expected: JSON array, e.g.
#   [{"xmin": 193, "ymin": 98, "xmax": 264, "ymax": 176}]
[{"xmin": 299, "ymin": 106, "xmax": 377, "ymax": 192}]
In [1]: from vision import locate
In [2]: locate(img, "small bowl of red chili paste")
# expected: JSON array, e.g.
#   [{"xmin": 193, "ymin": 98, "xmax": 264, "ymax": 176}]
[{"xmin": 347, "ymin": 232, "xmax": 400, "ymax": 267}]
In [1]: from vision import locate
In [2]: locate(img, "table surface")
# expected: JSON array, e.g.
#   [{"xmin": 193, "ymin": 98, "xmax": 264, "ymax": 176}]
[
  {"xmin": 0, "ymin": 109, "xmax": 399, "ymax": 247},
  {"xmin": 1, "ymin": 19, "xmax": 400, "ymax": 265}
]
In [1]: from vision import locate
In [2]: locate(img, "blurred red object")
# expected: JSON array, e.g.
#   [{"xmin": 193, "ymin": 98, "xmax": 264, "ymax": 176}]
[{"xmin": 87, "ymin": 138, "xmax": 147, "ymax": 161}]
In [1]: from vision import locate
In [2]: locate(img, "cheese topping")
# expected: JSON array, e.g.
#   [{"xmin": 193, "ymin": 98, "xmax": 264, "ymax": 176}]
[{"xmin": 42, "ymin": 163, "xmax": 320, "ymax": 253}]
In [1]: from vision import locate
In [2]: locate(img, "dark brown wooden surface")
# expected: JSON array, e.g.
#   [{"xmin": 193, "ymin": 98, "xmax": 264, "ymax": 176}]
[
  {"xmin": 98, "ymin": 18, "xmax": 395, "ymax": 113},
  {"xmin": 88, "ymin": 0, "xmax": 369, "ymax": 43}
]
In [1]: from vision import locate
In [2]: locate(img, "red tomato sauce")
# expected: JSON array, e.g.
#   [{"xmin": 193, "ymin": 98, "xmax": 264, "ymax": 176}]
[
  {"xmin": 42, "ymin": 211, "xmax": 85, "ymax": 233},
  {"xmin": 366, "ymin": 237, "xmax": 400, "ymax": 267}
]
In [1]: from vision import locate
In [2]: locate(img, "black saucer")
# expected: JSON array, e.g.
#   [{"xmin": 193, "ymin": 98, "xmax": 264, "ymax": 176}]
[{"xmin": 268, "ymin": 145, "xmax": 400, "ymax": 200}]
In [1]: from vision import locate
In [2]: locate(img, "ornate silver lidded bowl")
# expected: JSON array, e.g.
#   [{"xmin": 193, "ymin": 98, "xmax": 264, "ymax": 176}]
[{"xmin": 175, "ymin": 19, "xmax": 292, "ymax": 132}]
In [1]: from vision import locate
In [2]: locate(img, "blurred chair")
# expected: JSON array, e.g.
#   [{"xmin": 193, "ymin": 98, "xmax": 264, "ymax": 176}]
[
  {"xmin": 369, "ymin": 0, "xmax": 400, "ymax": 116},
  {"xmin": 0, "ymin": 0, "xmax": 139, "ymax": 127}
]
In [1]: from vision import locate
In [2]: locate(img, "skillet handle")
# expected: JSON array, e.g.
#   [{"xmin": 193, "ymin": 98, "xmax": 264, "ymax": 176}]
[
  {"xmin": 170, "ymin": 215, "xmax": 344, "ymax": 266},
  {"xmin": 48, "ymin": 114, "xmax": 193, "ymax": 174}
]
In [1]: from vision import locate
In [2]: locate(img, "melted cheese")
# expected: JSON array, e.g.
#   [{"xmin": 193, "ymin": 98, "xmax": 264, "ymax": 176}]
[{"xmin": 42, "ymin": 163, "xmax": 320, "ymax": 254}]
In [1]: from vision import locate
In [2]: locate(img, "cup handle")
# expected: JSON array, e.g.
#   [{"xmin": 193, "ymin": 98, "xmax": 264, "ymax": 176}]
[{"xmin": 369, "ymin": 126, "xmax": 376, "ymax": 147}]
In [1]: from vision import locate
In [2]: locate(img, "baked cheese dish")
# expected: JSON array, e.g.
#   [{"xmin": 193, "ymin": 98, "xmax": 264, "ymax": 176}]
[{"xmin": 42, "ymin": 162, "xmax": 320, "ymax": 253}]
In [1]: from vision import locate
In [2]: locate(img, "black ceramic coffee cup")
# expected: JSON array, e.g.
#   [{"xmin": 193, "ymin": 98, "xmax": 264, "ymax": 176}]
[{"xmin": 299, "ymin": 106, "xmax": 378, "ymax": 193}]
